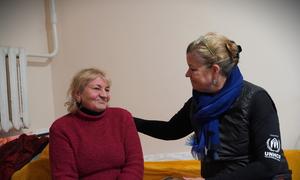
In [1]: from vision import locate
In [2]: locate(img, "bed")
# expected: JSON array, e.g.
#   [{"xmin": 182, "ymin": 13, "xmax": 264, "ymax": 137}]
[
  {"xmin": 0, "ymin": 135, "xmax": 300, "ymax": 180},
  {"xmin": 8, "ymin": 143, "xmax": 300, "ymax": 180}
]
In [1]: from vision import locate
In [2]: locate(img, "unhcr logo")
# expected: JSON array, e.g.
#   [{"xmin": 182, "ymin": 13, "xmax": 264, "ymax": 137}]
[
  {"xmin": 264, "ymin": 151, "xmax": 281, "ymax": 161},
  {"xmin": 264, "ymin": 136, "xmax": 281, "ymax": 161},
  {"xmin": 266, "ymin": 137, "xmax": 280, "ymax": 152}
]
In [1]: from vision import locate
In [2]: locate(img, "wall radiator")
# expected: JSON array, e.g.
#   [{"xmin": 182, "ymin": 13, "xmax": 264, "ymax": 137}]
[{"xmin": 0, "ymin": 47, "xmax": 29, "ymax": 132}]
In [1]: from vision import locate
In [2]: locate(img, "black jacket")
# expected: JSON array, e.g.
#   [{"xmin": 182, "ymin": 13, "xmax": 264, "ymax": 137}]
[{"xmin": 134, "ymin": 81, "xmax": 291, "ymax": 180}]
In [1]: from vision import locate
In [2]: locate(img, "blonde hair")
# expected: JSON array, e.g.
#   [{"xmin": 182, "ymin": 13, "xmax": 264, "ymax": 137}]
[
  {"xmin": 65, "ymin": 68, "xmax": 111, "ymax": 113},
  {"xmin": 187, "ymin": 32, "xmax": 242, "ymax": 76}
]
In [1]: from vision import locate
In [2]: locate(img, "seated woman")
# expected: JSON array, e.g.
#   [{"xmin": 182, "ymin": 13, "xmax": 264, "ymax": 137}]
[{"xmin": 49, "ymin": 68, "xmax": 143, "ymax": 180}]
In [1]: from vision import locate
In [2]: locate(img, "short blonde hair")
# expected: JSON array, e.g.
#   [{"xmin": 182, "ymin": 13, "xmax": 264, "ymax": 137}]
[
  {"xmin": 64, "ymin": 68, "xmax": 111, "ymax": 113},
  {"xmin": 187, "ymin": 32, "xmax": 242, "ymax": 76}
]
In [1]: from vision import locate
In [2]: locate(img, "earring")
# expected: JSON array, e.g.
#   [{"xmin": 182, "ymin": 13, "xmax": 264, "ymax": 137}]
[{"xmin": 212, "ymin": 79, "xmax": 217, "ymax": 85}]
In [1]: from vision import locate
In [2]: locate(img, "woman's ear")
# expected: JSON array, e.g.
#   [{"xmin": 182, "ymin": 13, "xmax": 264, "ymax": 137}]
[
  {"xmin": 74, "ymin": 92, "xmax": 81, "ymax": 103},
  {"xmin": 211, "ymin": 64, "xmax": 221, "ymax": 76}
]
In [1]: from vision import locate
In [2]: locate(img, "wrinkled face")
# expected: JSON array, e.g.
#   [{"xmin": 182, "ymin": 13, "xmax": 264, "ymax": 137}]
[
  {"xmin": 76, "ymin": 77, "xmax": 110, "ymax": 112},
  {"xmin": 185, "ymin": 51, "xmax": 214, "ymax": 93}
]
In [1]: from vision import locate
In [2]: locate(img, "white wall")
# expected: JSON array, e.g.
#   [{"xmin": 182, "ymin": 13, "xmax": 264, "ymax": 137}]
[
  {"xmin": 0, "ymin": 0, "xmax": 55, "ymax": 134},
  {"xmin": 1, "ymin": 0, "xmax": 299, "ymax": 153}
]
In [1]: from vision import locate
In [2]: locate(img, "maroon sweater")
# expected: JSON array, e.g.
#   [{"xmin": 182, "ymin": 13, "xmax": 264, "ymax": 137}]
[{"xmin": 49, "ymin": 107, "xmax": 144, "ymax": 180}]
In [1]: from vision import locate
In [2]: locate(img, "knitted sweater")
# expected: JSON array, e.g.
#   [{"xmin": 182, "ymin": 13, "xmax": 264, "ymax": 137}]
[{"xmin": 49, "ymin": 107, "xmax": 143, "ymax": 180}]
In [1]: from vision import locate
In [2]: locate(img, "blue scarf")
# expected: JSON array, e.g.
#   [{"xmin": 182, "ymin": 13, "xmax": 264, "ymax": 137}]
[{"xmin": 188, "ymin": 66, "xmax": 243, "ymax": 160}]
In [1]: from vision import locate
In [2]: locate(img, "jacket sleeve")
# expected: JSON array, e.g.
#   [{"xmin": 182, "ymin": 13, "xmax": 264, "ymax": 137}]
[
  {"xmin": 207, "ymin": 91, "xmax": 288, "ymax": 180},
  {"xmin": 118, "ymin": 113, "xmax": 144, "ymax": 180},
  {"xmin": 134, "ymin": 98, "xmax": 194, "ymax": 140}
]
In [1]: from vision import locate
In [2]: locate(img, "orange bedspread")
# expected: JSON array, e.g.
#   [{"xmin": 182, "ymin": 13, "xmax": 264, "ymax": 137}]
[{"xmin": 11, "ymin": 146, "xmax": 300, "ymax": 180}]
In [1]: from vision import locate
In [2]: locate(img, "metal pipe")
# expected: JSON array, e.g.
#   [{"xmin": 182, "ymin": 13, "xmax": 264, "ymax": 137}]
[{"xmin": 27, "ymin": 0, "xmax": 58, "ymax": 59}]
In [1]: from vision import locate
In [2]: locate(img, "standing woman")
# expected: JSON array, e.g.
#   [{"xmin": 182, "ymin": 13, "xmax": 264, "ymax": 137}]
[
  {"xmin": 134, "ymin": 32, "xmax": 291, "ymax": 180},
  {"xmin": 50, "ymin": 68, "xmax": 143, "ymax": 180}
]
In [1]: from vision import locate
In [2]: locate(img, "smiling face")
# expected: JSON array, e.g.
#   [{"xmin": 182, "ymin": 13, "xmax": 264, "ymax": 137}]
[
  {"xmin": 185, "ymin": 51, "xmax": 215, "ymax": 93},
  {"xmin": 76, "ymin": 77, "xmax": 110, "ymax": 112}
]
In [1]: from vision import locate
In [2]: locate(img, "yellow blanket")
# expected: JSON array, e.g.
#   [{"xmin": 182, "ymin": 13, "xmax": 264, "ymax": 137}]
[{"xmin": 12, "ymin": 146, "xmax": 300, "ymax": 180}]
